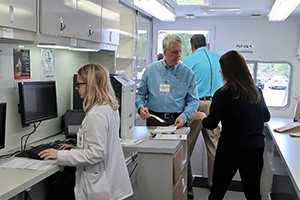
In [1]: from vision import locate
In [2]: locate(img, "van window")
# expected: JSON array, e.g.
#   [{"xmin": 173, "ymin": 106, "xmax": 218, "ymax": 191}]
[{"xmin": 247, "ymin": 61, "xmax": 291, "ymax": 108}]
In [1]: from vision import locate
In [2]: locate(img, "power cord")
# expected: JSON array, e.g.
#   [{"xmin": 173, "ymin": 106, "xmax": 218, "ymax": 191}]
[{"xmin": 20, "ymin": 122, "xmax": 42, "ymax": 151}]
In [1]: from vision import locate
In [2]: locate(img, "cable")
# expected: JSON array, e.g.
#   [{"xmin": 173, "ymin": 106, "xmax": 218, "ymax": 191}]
[{"xmin": 20, "ymin": 122, "xmax": 42, "ymax": 151}]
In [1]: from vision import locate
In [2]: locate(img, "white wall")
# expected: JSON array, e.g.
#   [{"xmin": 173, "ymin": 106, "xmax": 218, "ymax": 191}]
[
  {"xmin": 154, "ymin": 16, "xmax": 300, "ymax": 118},
  {"xmin": 0, "ymin": 44, "xmax": 90, "ymax": 153}
]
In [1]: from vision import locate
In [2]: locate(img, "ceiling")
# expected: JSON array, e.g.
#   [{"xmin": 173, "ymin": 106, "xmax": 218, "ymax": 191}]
[{"xmin": 173, "ymin": 0, "xmax": 300, "ymax": 18}]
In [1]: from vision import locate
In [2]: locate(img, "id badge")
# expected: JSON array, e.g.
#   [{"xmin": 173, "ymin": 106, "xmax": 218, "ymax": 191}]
[
  {"xmin": 160, "ymin": 84, "xmax": 170, "ymax": 93},
  {"xmin": 77, "ymin": 132, "xmax": 84, "ymax": 148}
]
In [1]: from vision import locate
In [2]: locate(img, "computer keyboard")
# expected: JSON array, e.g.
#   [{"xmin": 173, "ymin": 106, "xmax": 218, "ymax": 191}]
[{"xmin": 15, "ymin": 141, "xmax": 63, "ymax": 160}]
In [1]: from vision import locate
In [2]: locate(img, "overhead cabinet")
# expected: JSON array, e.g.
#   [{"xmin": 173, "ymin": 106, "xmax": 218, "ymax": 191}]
[
  {"xmin": 101, "ymin": 0, "xmax": 120, "ymax": 46},
  {"xmin": 39, "ymin": 0, "xmax": 101, "ymax": 42},
  {"xmin": 0, "ymin": 0, "xmax": 36, "ymax": 32},
  {"xmin": 0, "ymin": 0, "xmax": 36, "ymax": 38}
]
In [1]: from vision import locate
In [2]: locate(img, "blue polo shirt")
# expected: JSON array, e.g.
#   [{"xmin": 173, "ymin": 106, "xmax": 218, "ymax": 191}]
[
  {"xmin": 135, "ymin": 60, "xmax": 199, "ymax": 122},
  {"xmin": 183, "ymin": 47, "xmax": 223, "ymax": 98}
]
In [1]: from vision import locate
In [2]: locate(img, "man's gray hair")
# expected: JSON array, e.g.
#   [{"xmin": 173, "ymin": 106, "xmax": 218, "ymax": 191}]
[{"xmin": 162, "ymin": 34, "xmax": 182, "ymax": 52}]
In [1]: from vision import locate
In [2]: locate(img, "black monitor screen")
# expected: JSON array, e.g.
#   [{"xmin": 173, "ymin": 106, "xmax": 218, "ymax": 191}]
[
  {"xmin": 0, "ymin": 103, "xmax": 6, "ymax": 149},
  {"xmin": 18, "ymin": 81, "xmax": 58, "ymax": 126}
]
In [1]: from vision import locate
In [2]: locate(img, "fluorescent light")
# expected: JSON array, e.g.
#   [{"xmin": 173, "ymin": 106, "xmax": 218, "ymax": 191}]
[
  {"xmin": 134, "ymin": 0, "xmax": 176, "ymax": 21},
  {"xmin": 37, "ymin": 44, "xmax": 69, "ymax": 50},
  {"xmin": 268, "ymin": 0, "xmax": 300, "ymax": 21},
  {"xmin": 37, "ymin": 44, "xmax": 98, "ymax": 52},
  {"xmin": 207, "ymin": 7, "xmax": 240, "ymax": 12},
  {"xmin": 68, "ymin": 47, "xmax": 98, "ymax": 52}
]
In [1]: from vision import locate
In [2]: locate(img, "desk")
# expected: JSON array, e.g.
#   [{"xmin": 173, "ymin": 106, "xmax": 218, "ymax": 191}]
[
  {"xmin": 124, "ymin": 126, "xmax": 190, "ymax": 200},
  {"xmin": 0, "ymin": 134, "xmax": 64, "ymax": 200},
  {"xmin": 267, "ymin": 118, "xmax": 300, "ymax": 198},
  {"xmin": 0, "ymin": 127, "xmax": 189, "ymax": 200}
]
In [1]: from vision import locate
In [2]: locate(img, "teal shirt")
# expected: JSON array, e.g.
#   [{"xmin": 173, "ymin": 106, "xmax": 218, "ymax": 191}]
[
  {"xmin": 135, "ymin": 60, "xmax": 199, "ymax": 123},
  {"xmin": 183, "ymin": 47, "xmax": 223, "ymax": 98}
]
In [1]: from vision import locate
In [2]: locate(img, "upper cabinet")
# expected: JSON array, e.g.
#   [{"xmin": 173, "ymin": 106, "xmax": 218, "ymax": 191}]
[
  {"xmin": 101, "ymin": 0, "xmax": 120, "ymax": 47},
  {"xmin": 74, "ymin": 0, "xmax": 101, "ymax": 42},
  {"xmin": 40, "ymin": 0, "xmax": 101, "ymax": 42},
  {"xmin": 39, "ymin": 0, "xmax": 76, "ymax": 38},
  {"xmin": 0, "ymin": 0, "xmax": 36, "ymax": 32}
]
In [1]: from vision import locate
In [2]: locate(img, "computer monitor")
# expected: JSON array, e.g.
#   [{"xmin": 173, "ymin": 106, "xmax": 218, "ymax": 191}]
[
  {"xmin": 18, "ymin": 81, "xmax": 58, "ymax": 127},
  {"xmin": 0, "ymin": 103, "xmax": 6, "ymax": 149}
]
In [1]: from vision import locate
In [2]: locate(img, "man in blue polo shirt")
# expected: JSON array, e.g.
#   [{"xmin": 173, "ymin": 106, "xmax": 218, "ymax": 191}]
[
  {"xmin": 183, "ymin": 34, "xmax": 223, "ymax": 188},
  {"xmin": 136, "ymin": 34, "xmax": 201, "ymax": 199}
]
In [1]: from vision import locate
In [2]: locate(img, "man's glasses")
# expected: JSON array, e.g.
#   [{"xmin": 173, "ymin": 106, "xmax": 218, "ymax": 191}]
[{"xmin": 75, "ymin": 82, "xmax": 87, "ymax": 88}]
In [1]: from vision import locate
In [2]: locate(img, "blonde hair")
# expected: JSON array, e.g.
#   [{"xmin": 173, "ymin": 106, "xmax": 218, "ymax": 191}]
[
  {"xmin": 162, "ymin": 34, "xmax": 182, "ymax": 52},
  {"xmin": 77, "ymin": 64, "xmax": 119, "ymax": 112}
]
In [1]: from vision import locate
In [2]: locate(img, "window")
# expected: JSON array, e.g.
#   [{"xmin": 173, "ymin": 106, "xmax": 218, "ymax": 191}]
[
  {"xmin": 136, "ymin": 13, "xmax": 152, "ymax": 81},
  {"xmin": 247, "ymin": 61, "xmax": 291, "ymax": 108},
  {"xmin": 157, "ymin": 30, "xmax": 209, "ymax": 59}
]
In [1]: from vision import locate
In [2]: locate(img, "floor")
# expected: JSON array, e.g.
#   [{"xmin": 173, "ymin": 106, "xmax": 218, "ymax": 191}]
[{"xmin": 194, "ymin": 187, "xmax": 246, "ymax": 200}]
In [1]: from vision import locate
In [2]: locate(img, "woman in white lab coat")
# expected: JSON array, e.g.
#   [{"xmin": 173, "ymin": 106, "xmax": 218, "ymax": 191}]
[{"xmin": 39, "ymin": 64, "xmax": 133, "ymax": 200}]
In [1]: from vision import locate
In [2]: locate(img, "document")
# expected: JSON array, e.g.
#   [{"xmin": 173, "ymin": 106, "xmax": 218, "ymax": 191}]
[
  {"xmin": 274, "ymin": 122, "xmax": 300, "ymax": 133},
  {"xmin": 151, "ymin": 125, "xmax": 177, "ymax": 134},
  {"xmin": 0, "ymin": 157, "xmax": 57, "ymax": 170},
  {"xmin": 152, "ymin": 134, "xmax": 187, "ymax": 140},
  {"xmin": 120, "ymin": 138, "xmax": 144, "ymax": 146}
]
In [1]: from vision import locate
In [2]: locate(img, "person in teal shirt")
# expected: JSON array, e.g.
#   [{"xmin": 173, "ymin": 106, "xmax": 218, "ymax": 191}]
[
  {"xmin": 183, "ymin": 34, "xmax": 223, "ymax": 98},
  {"xmin": 183, "ymin": 34, "xmax": 223, "ymax": 188}
]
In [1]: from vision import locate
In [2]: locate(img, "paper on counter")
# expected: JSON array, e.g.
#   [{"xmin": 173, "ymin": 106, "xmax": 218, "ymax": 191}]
[
  {"xmin": 149, "ymin": 114, "xmax": 166, "ymax": 123},
  {"xmin": 120, "ymin": 138, "xmax": 144, "ymax": 146},
  {"xmin": 152, "ymin": 134, "xmax": 187, "ymax": 140},
  {"xmin": 0, "ymin": 157, "xmax": 57, "ymax": 171},
  {"xmin": 152, "ymin": 125, "xmax": 177, "ymax": 134}
]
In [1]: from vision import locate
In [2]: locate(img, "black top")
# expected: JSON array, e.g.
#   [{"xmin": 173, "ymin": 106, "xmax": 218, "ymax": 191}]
[{"xmin": 203, "ymin": 87, "xmax": 270, "ymax": 149}]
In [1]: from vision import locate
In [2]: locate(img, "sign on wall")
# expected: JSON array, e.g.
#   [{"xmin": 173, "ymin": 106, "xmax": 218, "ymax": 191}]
[
  {"xmin": 13, "ymin": 49, "xmax": 31, "ymax": 80},
  {"xmin": 40, "ymin": 49, "xmax": 55, "ymax": 80},
  {"xmin": 234, "ymin": 42, "xmax": 255, "ymax": 54}
]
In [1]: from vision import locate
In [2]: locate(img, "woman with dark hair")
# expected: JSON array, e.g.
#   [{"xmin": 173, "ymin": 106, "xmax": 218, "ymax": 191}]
[{"xmin": 193, "ymin": 50, "xmax": 270, "ymax": 200}]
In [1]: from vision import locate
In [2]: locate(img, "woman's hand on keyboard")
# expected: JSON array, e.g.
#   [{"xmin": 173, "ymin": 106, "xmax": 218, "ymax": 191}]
[
  {"xmin": 39, "ymin": 148, "xmax": 58, "ymax": 160},
  {"xmin": 59, "ymin": 143, "xmax": 74, "ymax": 150}
]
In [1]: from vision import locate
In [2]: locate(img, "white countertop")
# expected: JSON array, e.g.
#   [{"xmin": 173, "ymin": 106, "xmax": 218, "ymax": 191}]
[{"xmin": 267, "ymin": 117, "xmax": 300, "ymax": 198}]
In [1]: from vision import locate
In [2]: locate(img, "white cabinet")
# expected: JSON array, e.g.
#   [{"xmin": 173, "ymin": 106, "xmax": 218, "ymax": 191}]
[
  {"xmin": 40, "ymin": 0, "xmax": 101, "ymax": 42},
  {"xmin": 75, "ymin": 0, "xmax": 101, "ymax": 42},
  {"xmin": 40, "ymin": 0, "xmax": 75, "ymax": 38},
  {"xmin": 101, "ymin": 0, "xmax": 120, "ymax": 46},
  {"xmin": 0, "ymin": 0, "xmax": 36, "ymax": 32}
]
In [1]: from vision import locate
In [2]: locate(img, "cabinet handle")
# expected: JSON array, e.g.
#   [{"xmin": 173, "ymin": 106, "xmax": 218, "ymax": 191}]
[
  {"xmin": 88, "ymin": 25, "xmax": 94, "ymax": 37},
  {"xmin": 59, "ymin": 16, "xmax": 66, "ymax": 32},
  {"xmin": 9, "ymin": 5, "xmax": 14, "ymax": 23}
]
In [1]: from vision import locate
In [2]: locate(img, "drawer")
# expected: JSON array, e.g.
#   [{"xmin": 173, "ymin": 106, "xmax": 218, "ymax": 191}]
[
  {"xmin": 173, "ymin": 144, "xmax": 187, "ymax": 184},
  {"xmin": 173, "ymin": 173, "xmax": 187, "ymax": 200}
]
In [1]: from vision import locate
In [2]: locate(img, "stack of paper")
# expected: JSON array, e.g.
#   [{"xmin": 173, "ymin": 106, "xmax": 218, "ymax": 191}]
[
  {"xmin": 0, "ymin": 157, "xmax": 57, "ymax": 170},
  {"xmin": 120, "ymin": 138, "xmax": 144, "ymax": 146},
  {"xmin": 274, "ymin": 122, "xmax": 300, "ymax": 133},
  {"xmin": 151, "ymin": 125, "xmax": 177, "ymax": 134},
  {"xmin": 152, "ymin": 134, "xmax": 187, "ymax": 140}
]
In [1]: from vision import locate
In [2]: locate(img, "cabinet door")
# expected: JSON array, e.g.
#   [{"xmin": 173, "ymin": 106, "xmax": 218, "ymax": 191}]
[
  {"xmin": 40, "ymin": 0, "xmax": 75, "ymax": 38},
  {"xmin": 101, "ymin": 0, "xmax": 120, "ymax": 45},
  {"xmin": 0, "ymin": 0, "xmax": 36, "ymax": 32},
  {"xmin": 75, "ymin": 0, "xmax": 101, "ymax": 42}
]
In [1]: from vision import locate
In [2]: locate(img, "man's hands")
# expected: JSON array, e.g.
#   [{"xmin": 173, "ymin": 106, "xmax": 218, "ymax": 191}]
[
  {"xmin": 175, "ymin": 116, "xmax": 185, "ymax": 128},
  {"xmin": 138, "ymin": 106, "xmax": 151, "ymax": 120}
]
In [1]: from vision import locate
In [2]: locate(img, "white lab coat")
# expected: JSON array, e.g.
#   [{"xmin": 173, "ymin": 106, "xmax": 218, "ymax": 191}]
[{"xmin": 57, "ymin": 104, "xmax": 133, "ymax": 200}]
